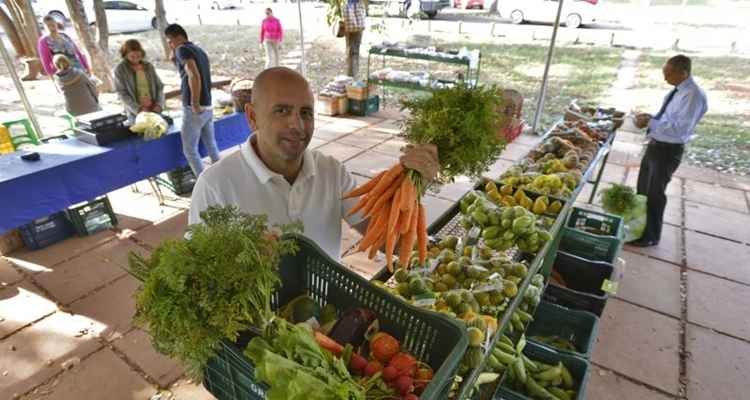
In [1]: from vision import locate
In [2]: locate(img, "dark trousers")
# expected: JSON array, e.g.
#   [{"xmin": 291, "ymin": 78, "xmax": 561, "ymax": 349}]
[
  {"xmin": 636, "ymin": 140, "xmax": 684, "ymax": 242},
  {"xmin": 345, "ymin": 31, "xmax": 363, "ymax": 78}
]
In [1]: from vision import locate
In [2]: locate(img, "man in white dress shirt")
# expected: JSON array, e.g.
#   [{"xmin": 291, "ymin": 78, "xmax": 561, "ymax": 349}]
[
  {"xmin": 189, "ymin": 67, "xmax": 439, "ymax": 259},
  {"xmin": 632, "ymin": 55, "xmax": 708, "ymax": 247}
]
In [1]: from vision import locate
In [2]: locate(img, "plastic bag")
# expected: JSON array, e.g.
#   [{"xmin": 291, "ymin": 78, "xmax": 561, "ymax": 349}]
[
  {"xmin": 129, "ymin": 112, "xmax": 167, "ymax": 141},
  {"xmin": 619, "ymin": 194, "xmax": 647, "ymax": 242}
]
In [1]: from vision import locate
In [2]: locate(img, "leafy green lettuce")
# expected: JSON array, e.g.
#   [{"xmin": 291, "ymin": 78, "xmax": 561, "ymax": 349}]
[{"xmin": 245, "ymin": 319, "xmax": 365, "ymax": 400}]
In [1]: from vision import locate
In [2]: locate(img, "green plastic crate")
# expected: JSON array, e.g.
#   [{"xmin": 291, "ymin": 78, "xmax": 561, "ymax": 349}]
[
  {"xmin": 66, "ymin": 196, "xmax": 118, "ymax": 236},
  {"xmin": 566, "ymin": 207, "xmax": 623, "ymax": 238},
  {"xmin": 494, "ymin": 341, "xmax": 591, "ymax": 400},
  {"xmin": 560, "ymin": 207, "xmax": 624, "ymax": 264},
  {"xmin": 527, "ymin": 301, "xmax": 599, "ymax": 359},
  {"xmin": 203, "ymin": 234, "xmax": 468, "ymax": 400},
  {"xmin": 348, "ymin": 95, "xmax": 379, "ymax": 116}
]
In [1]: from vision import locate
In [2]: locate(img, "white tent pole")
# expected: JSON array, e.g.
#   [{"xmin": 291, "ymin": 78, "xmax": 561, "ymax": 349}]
[
  {"xmin": 0, "ymin": 33, "xmax": 45, "ymax": 139},
  {"xmin": 530, "ymin": 0, "xmax": 565, "ymax": 135},
  {"xmin": 297, "ymin": 0, "xmax": 306, "ymax": 77}
]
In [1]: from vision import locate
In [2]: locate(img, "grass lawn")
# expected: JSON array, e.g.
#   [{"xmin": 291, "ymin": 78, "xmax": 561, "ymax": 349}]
[{"xmin": 635, "ymin": 51, "xmax": 750, "ymax": 175}]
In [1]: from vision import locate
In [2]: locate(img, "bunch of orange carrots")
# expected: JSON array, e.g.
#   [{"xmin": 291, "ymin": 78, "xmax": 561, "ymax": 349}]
[{"xmin": 344, "ymin": 163, "xmax": 428, "ymax": 272}]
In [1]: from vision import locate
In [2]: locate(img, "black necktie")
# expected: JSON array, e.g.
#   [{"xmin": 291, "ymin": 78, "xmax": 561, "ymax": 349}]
[{"xmin": 654, "ymin": 87, "xmax": 678, "ymax": 121}]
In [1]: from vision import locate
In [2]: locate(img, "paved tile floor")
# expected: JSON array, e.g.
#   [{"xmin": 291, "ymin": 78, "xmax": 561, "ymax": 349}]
[{"xmin": 2, "ymin": 113, "xmax": 749, "ymax": 399}]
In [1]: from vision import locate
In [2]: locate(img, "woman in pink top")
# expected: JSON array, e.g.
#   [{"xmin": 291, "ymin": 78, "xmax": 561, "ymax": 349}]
[
  {"xmin": 37, "ymin": 15, "xmax": 90, "ymax": 76},
  {"xmin": 260, "ymin": 8, "xmax": 283, "ymax": 69}
]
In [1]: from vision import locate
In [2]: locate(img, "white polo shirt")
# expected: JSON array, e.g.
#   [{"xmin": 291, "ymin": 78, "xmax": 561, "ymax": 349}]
[{"xmin": 188, "ymin": 140, "xmax": 364, "ymax": 260}]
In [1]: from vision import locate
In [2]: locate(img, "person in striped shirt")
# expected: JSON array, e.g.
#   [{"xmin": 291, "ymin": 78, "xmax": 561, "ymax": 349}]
[
  {"xmin": 260, "ymin": 8, "xmax": 284, "ymax": 69},
  {"xmin": 342, "ymin": 0, "xmax": 366, "ymax": 78}
]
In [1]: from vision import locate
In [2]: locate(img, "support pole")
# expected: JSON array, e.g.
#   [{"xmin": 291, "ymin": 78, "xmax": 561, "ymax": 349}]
[
  {"xmin": 0, "ymin": 34, "xmax": 45, "ymax": 139},
  {"xmin": 297, "ymin": 0, "xmax": 306, "ymax": 77},
  {"xmin": 530, "ymin": 0, "xmax": 565, "ymax": 135}
]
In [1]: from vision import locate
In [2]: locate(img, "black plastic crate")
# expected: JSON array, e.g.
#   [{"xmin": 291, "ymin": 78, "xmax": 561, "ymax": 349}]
[
  {"xmin": 543, "ymin": 251, "xmax": 614, "ymax": 316},
  {"xmin": 163, "ymin": 166, "xmax": 197, "ymax": 196},
  {"xmin": 18, "ymin": 212, "xmax": 74, "ymax": 250},
  {"xmin": 67, "ymin": 196, "xmax": 118, "ymax": 236},
  {"xmin": 527, "ymin": 301, "xmax": 599, "ymax": 359}
]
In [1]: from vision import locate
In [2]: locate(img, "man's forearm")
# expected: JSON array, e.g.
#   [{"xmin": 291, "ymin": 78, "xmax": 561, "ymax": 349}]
[{"xmin": 188, "ymin": 74, "xmax": 202, "ymax": 106}]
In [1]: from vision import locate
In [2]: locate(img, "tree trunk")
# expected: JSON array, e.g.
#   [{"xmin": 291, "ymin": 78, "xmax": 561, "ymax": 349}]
[
  {"xmin": 489, "ymin": 0, "xmax": 499, "ymax": 15},
  {"xmin": 154, "ymin": 0, "xmax": 170, "ymax": 59},
  {"xmin": 65, "ymin": 0, "xmax": 114, "ymax": 92},
  {"xmin": 5, "ymin": 0, "xmax": 39, "ymax": 58},
  {"xmin": 0, "ymin": 6, "xmax": 28, "ymax": 57},
  {"xmin": 93, "ymin": 0, "xmax": 109, "ymax": 54},
  {"xmin": 5, "ymin": 0, "xmax": 43, "ymax": 80}
]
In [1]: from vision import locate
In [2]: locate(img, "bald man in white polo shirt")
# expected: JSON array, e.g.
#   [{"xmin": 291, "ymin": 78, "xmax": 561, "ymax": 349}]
[{"xmin": 189, "ymin": 67, "xmax": 439, "ymax": 259}]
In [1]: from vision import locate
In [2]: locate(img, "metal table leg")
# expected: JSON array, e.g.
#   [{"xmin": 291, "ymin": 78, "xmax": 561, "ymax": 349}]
[{"xmin": 588, "ymin": 150, "xmax": 610, "ymax": 204}]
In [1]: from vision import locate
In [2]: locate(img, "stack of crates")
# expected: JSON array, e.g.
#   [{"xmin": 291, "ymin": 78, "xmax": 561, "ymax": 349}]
[
  {"xmin": 543, "ymin": 207, "xmax": 624, "ymax": 316},
  {"xmin": 2, "ymin": 118, "xmax": 40, "ymax": 151},
  {"xmin": 67, "ymin": 196, "xmax": 118, "ymax": 236},
  {"xmin": 18, "ymin": 212, "xmax": 75, "ymax": 250}
]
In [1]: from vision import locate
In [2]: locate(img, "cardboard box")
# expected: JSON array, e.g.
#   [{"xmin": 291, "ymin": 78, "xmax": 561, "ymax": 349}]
[
  {"xmin": 0, "ymin": 229, "xmax": 24, "ymax": 255},
  {"xmin": 318, "ymin": 95, "xmax": 348, "ymax": 116},
  {"xmin": 346, "ymin": 84, "xmax": 377, "ymax": 101}
]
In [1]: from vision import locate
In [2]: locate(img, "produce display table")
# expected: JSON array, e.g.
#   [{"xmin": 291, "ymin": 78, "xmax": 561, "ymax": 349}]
[
  {"xmin": 0, "ymin": 113, "xmax": 251, "ymax": 234},
  {"xmin": 369, "ymin": 118, "xmax": 620, "ymax": 399},
  {"xmin": 367, "ymin": 44, "xmax": 482, "ymax": 93}
]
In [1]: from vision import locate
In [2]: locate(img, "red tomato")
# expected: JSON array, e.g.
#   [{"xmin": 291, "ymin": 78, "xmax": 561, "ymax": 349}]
[{"xmin": 370, "ymin": 333, "xmax": 400, "ymax": 363}]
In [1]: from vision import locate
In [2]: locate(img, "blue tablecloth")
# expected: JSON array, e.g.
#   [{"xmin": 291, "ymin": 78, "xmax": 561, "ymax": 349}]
[{"xmin": 0, "ymin": 113, "xmax": 251, "ymax": 234}]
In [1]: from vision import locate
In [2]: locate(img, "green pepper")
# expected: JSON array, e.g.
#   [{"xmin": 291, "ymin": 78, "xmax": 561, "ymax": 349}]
[
  {"xmin": 492, "ymin": 348, "xmax": 517, "ymax": 365},
  {"xmin": 548, "ymin": 386, "xmax": 572, "ymax": 400},
  {"xmin": 560, "ymin": 362, "xmax": 574, "ymax": 389},
  {"xmin": 513, "ymin": 356, "xmax": 527, "ymax": 384},
  {"xmin": 535, "ymin": 364, "xmax": 562, "ymax": 382},
  {"xmin": 525, "ymin": 377, "xmax": 557, "ymax": 399}
]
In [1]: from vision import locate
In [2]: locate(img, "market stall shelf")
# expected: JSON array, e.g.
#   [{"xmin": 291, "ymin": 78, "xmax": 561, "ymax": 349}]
[{"xmin": 367, "ymin": 44, "xmax": 482, "ymax": 96}]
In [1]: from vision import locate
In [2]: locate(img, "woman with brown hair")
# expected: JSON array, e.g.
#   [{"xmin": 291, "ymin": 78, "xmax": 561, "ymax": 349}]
[{"xmin": 113, "ymin": 39, "xmax": 165, "ymax": 122}]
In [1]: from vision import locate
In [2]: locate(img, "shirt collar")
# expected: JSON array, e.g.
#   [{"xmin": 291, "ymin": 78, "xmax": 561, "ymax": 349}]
[
  {"xmin": 242, "ymin": 137, "xmax": 316, "ymax": 185},
  {"xmin": 676, "ymin": 76, "xmax": 694, "ymax": 91}
]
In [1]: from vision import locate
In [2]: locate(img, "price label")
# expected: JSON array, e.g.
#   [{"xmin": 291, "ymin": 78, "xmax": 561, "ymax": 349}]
[
  {"xmin": 472, "ymin": 282, "xmax": 504, "ymax": 293},
  {"xmin": 601, "ymin": 279, "xmax": 618, "ymax": 295},
  {"xmin": 413, "ymin": 297, "xmax": 437, "ymax": 308}
]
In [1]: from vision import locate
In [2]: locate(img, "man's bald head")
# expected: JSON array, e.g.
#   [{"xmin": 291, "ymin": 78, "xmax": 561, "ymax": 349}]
[{"xmin": 251, "ymin": 67, "xmax": 313, "ymax": 109}]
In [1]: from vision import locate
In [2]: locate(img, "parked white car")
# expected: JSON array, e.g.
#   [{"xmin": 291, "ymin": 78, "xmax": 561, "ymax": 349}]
[
  {"xmin": 33, "ymin": 0, "xmax": 157, "ymax": 34},
  {"xmin": 499, "ymin": 0, "xmax": 599, "ymax": 29},
  {"xmin": 196, "ymin": 0, "xmax": 241, "ymax": 10}
]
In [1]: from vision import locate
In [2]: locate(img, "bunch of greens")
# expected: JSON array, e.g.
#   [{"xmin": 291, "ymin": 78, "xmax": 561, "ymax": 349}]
[
  {"xmin": 400, "ymin": 84, "xmax": 509, "ymax": 184},
  {"xmin": 600, "ymin": 183, "xmax": 639, "ymax": 215},
  {"xmin": 245, "ymin": 318, "xmax": 371, "ymax": 400},
  {"xmin": 128, "ymin": 206, "xmax": 301, "ymax": 379}
]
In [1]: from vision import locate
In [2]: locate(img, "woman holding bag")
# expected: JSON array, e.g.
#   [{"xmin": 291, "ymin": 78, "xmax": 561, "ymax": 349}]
[{"xmin": 113, "ymin": 39, "xmax": 166, "ymax": 123}]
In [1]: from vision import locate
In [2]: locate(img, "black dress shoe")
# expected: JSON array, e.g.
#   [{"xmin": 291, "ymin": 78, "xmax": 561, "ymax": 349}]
[{"xmin": 627, "ymin": 239, "xmax": 659, "ymax": 248}]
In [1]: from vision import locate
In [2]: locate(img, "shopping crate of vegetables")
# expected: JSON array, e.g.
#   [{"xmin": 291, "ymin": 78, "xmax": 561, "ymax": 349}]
[
  {"xmin": 127, "ymin": 206, "xmax": 468, "ymax": 400},
  {"xmin": 492, "ymin": 337, "xmax": 590, "ymax": 400}
]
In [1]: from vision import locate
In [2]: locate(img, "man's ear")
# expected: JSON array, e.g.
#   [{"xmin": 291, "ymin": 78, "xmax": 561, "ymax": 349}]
[{"xmin": 245, "ymin": 102, "xmax": 258, "ymax": 131}]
